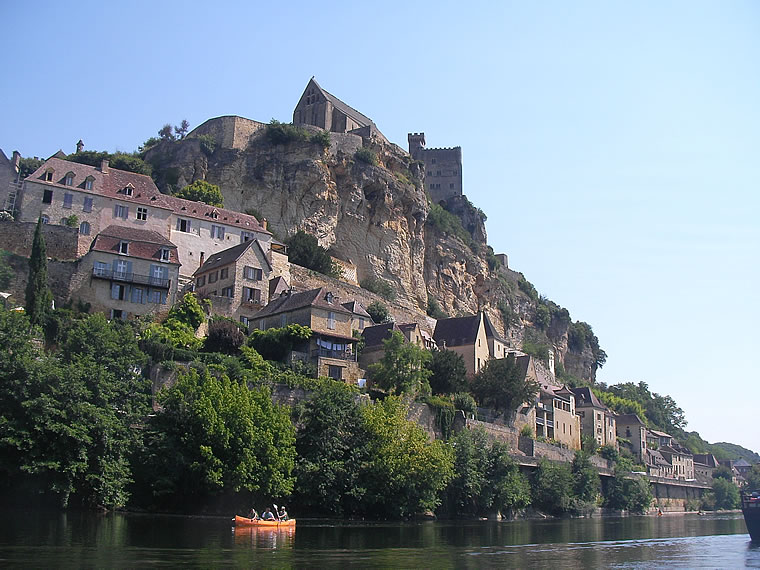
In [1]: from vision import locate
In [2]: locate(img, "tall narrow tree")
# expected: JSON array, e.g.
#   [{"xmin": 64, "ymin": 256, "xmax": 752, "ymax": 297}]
[{"xmin": 25, "ymin": 218, "xmax": 53, "ymax": 326}]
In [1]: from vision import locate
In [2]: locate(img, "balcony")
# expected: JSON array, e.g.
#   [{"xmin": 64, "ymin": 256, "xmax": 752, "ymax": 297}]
[
  {"xmin": 312, "ymin": 347, "xmax": 356, "ymax": 361},
  {"xmin": 92, "ymin": 268, "xmax": 171, "ymax": 289}
]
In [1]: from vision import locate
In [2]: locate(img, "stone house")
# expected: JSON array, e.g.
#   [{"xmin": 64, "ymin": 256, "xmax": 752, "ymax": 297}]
[
  {"xmin": 433, "ymin": 312, "xmax": 510, "ymax": 377},
  {"xmin": 252, "ymin": 287, "xmax": 360, "ymax": 382},
  {"xmin": 693, "ymin": 453, "xmax": 719, "ymax": 484},
  {"xmin": 659, "ymin": 444, "xmax": 695, "ymax": 480},
  {"xmin": 647, "ymin": 429, "xmax": 675, "ymax": 450},
  {"xmin": 616, "ymin": 413, "xmax": 648, "ymax": 463},
  {"xmin": 18, "ymin": 157, "xmax": 271, "ymax": 277},
  {"xmin": 534, "ymin": 382, "xmax": 581, "ymax": 450},
  {"xmin": 341, "ymin": 300, "xmax": 372, "ymax": 335},
  {"xmin": 293, "ymin": 77, "xmax": 387, "ymax": 142},
  {"xmin": 193, "ymin": 238, "xmax": 287, "ymax": 327},
  {"xmin": 408, "ymin": 133, "xmax": 463, "ymax": 205},
  {"xmin": 357, "ymin": 321, "xmax": 431, "ymax": 370},
  {"xmin": 72, "ymin": 225, "xmax": 180, "ymax": 319},
  {"xmin": 0, "ymin": 149, "xmax": 21, "ymax": 214},
  {"xmin": 646, "ymin": 448, "xmax": 674, "ymax": 478},
  {"xmin": 571, "ymin": 386, "xmax": 618, "ymax": 449}
]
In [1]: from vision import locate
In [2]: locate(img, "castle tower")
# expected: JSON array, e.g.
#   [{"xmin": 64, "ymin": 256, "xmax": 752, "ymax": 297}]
[{"xmin": 407, "ymin": 132, "xmax": 426, "ymax": 160}]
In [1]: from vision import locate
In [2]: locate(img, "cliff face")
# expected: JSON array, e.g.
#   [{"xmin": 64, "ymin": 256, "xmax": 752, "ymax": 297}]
[{"xmin": 145, "ymin": 123, "xmax": 600, "ymax": 382}]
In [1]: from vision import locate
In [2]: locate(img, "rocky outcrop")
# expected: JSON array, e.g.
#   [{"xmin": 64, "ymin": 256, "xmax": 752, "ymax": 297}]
[{"xmin": 145, "ymin": 120, "xmax": 601, "ymax": 382}]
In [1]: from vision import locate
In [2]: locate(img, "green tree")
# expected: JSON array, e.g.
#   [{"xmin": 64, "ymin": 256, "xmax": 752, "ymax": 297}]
[
  {"xmin": 603, "ymin": 456, "xmax": 652, "ymax": 513},
  {"xmin": 248, "ymin": 324, "xmax": 312, "ymax": 362},
  {"xmin": 143, "ymin": 368, "xmax": 296, "ymax": 506},
  {"xmin": 359, "ymin": 397, "xmax": 453, "ymax": 518},
  {"xmin": 711, "ymin": 478, "xmax": 739, "ymax": 510},
  {"xmin": 66, "ymin": 150, "xmax": 152, "ymax": 176},
  {"xmin": 204, "ymin": 319, "xmax": 245, "ymax": 354},
  {"xmin": 173, "ymin": 180, "xmax": 224, "ymax": 207},
  {"xmin": 360, "ymin": 275, "xmax": 396, "ymax": 302},
  {"xmin": 713, "ymin": 465, "xmax": 734, "ymax": 481},
  {"xmin": 571, "ymin": 449, "xmax": 601, "ymax": 512},
  {"xmin": 367, "ymin": 331, "xmax": 432, "ymax": 395},
  {"xmin": 366, "ymin": 301, "xmax": 390, "ymax": 324},
  {"xmin": 284, "ymin": 230, "xmax": 339, "ymax": 277},
  {"xmin": 427, "ymin": 349, "xmax": 468, "ymax": 395},
  {"xmin": 24, "ymin": 218, "xmax": 53, "ymax": 326},
  {"xmin": 531, "ymin": 459, "xmax": 574, "ymax": 515},
  {"xmin": 293, "ymin": 381, "xmax": 367, "ymax": 516},
  {"xmin": 471, "ymin": 353, "xmax": 539, "ymax": 413},
  {"xmin": 168, "ymin": 293, "xmax": 206, "ymax": 330},
  {"xmin": 743, "ymin": 464, "xmax": 760, "ymax": 490}
]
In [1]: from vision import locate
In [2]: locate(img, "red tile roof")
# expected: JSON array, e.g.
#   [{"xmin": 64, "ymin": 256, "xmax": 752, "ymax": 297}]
[{"xmin": 91, "ymin": 225, "xmax": 180, "ymax": 264}]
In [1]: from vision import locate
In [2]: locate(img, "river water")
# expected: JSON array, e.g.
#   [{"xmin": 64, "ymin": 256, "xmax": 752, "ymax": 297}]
[{"xmin": 0, "ymin": 509, "xmax": 757, "ymax": 568}]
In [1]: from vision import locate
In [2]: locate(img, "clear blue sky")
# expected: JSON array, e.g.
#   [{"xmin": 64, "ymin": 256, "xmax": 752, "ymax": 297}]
[{"xmin": 2, "ymin": 1, "xmax": 758, "ymax": 452}]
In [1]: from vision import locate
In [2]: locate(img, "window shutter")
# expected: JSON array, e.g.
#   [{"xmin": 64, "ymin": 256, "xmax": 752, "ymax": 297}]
[
  {"xmin": 112, "ymin": 259, "xmax": 119, "ymax": 272},
  {"xmin": 176, "ymin": 219, "xmax": 181, "ymax": 230},
  {"xmin": 114, "ymin": 205, "xmax": 119, "ymax": 218},
  {"xmin": 123, "ymin": 207, "xmax": 129, "ymax": 220},
  {"xmin": 111, "ymin": 283, "xmax": 120, "ymax": 299},
  {"xmin": 126, "ymin": 261, "xmax": 133, "ymax": 276}
]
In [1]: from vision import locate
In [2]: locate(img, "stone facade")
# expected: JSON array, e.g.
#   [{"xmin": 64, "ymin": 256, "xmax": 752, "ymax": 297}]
[
  {"xmin": 408, "ymin": 133, "xmax": 463, "ymax": 204},
  {"xmin": 0, "ymin": 220, "xmax": 80, "ymax": 260},
  {"xmin": 616, "ymin": 414, "xmax": 648, "ymax": 463},
  {"xmin": 572, "ymin": 387, "xmax": 618, "ymax": 449},
  {"xmin": 187, "ymin": 115, "xmax": 267, "ymax": 151},
  {"xmin": 0, "ymin": 149, "xmax": 20, "ymax": 214}
]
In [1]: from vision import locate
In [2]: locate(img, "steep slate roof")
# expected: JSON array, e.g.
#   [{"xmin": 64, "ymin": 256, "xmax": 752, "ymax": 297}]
[
  {"xmin": 309, "ymin": 78, "xmax": 375, "ymax": 128},
  {"xmin": 649, "ymin": 429, "xmax": 673, "ymax": 438},
  {"xmin": 482, "ymin": 312, "xmax": 506, "ymax": 343},
  {"xmin": 193, "ymin": 239, "xmax": 271, "ymax": 275},
  {"xmin": 91, "ymin": 225, "xmax": 180, "ymax": 264},
  {"xmin": 269, "ymin": 276, "xmax": 289, "ymax": 299},
  {"xmin": 571, "ymin": 387, "xmax": 607, "ymax": 409},
  {"xmin": 342, "ymin": 300, "xmax": 372, "ymax": 319},
  {"xmin": 659, "ymin": 444, "xmax": 693, "ymax": 458},
  {"xmin": 647, "ymin": 448, "xmax": 671, "ymax": 468},
  {"xmin": 27, "ymin": 158, "xmax": 269, "ymax": 234},
  {"xmin": 615, "ymin": 413, "xmax": 646, "ymax": 426},
  {"xmin": 433, "ymin": 314, "xmax": 481, "ymax": 347},
  {"xmin": 254, "ymin": 287, "xmax": 352, "ymax": 319},
  {"xmin": 693, "ymin": 453, "xmax": 719, "ymax": 467},
  {"xmin": 735, "ymin": 458, "xmax": 751, "ymax": 468},
  {"xmin": 362, "ymin": 322, "xmax": 401, "ymax": 349}
]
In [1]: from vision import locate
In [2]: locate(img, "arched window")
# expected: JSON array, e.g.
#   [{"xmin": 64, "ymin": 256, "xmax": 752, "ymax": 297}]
[
  {"xmin": 79, "ymin": 221, "xmax": 91, "ymax": 235},
  {"xmin": 84, "ymin": 176, "xmax": 94, "ymax": 190},
  {"xmin": 40, "ymin": 215, "xmax": 49, "ymax": 224},
  {"xmin": 64, "ymin": 172, "xmax": 74, "ymax": 186}
]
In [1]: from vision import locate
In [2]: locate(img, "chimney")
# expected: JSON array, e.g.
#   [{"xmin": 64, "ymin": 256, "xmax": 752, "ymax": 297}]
[
  {"xmin": 11, "ymin": 151, "xmax": 20, "ymax": 173},
  {"xmin": 100, "ymin": 159, "xmax": 109, "ymax": 173},
  {"xmin": 76, "ymin": 140, "xmax": 84, "ymax": 153},
  {"xmin": 261, "ymin": 217, "xmax": 268, "ymax": 230}
]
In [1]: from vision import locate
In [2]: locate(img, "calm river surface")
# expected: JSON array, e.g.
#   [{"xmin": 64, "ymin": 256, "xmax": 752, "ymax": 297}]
[{"xmin": 0, "ymin": 509, "xmax": 757, "ymax": 568}]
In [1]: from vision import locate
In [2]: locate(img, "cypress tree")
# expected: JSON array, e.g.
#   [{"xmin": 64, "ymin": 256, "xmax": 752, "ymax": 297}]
[{"xmin": 25, "ymin": 217, "xmax": 53, "ymax": 326}]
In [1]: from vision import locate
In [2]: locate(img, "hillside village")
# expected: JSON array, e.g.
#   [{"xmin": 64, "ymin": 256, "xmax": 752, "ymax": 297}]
[{"xmin": 0, "ymin": 77, "xmax": 756, "ymax": 512}]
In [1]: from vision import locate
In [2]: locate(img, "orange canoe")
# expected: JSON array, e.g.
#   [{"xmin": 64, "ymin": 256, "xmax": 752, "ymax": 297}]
[{"xmin": 234, "ymin": 515, "xmax": 296, "ymax": 528}]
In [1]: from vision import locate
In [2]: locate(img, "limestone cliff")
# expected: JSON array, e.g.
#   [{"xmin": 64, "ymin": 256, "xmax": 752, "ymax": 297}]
[{"xmin": 144, "ymin": 118, "xmax": 602, "ymax": 382}]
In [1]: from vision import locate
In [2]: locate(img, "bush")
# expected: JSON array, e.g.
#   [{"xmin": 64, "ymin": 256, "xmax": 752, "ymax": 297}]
[
  {"xmin": 426, "ymin": 202, "xmax": 476, "ymax": 251},
  {"xmin": 426, "ymin": 296, "xmax": 448, "ymax": 319},
  {"xmin": 452, "ymin": 392, "xmax": 477, "ymax": 415},
  {"xmin": 517, "ymin": 276, "xmax": 538, "ymax": 301},
  {"xmin": 62, "ymin": 214, "xmax": 78, "ymax": 228},
  {"xmin": 196, "ymin": 134, "xmax": 216, "ymax": 155},
  {"xmin": 366, "ymin": 301, "xmax": 391, "ymax": 324},
  {"xmin": 172, "ymin": 180, "xmax": 224, "ymax": 207},
  {"xmin": 204, "ymin": 319, "xmax": 245, "ymax": 354},
  {"xmin": 266, "ymin": 120, "xmax": 329, "ymax": 149},
  {"xmin": 355, "ymin": 147, "xmax": 378, "ymax": 165},
  {"xmin": 520, "ymin": 424, "xmax": 534, "ymax": 438},
  {"xmin": 360, "ymin": 275, "xmax": 396, "ymax": 302},
  {"xmin": 285, "ymin": 230, "xmax": 340, "ymax": 277}
]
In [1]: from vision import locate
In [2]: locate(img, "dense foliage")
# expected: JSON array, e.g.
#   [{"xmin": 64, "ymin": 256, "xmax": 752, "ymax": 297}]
[
  {"xmin": 248, "ymin": 324, "xmax": 312, "ymax": 362},
  {"xmin": 172, "ymin": 180, "xmax": 225, "ymax": 207},
  {"xmin": 65, "ymin": 150, "xmax": 153, "ymax": 176},
  {"xmin": 426, "ymin": 349, "xmax": 468, "ymax": 395},
  {"xmin": 24, "ymin": 218, "xmax": 53, "ymax": 326},
  {"xmin": 360, "ymin": 275, "xmax": 396, "ymax": 302},
  {"xmin": 367, "ymin": 331, "xmax": 432, "ymax": 395},
  {"xmin": 284, "ymin": 230, "xmax": 340, "ymax": 277},
  {"xmin": 471, "ymin": 353, "xmax": 539, "ymax": 413},
  {"xmin": 266, "ymin": 120, "xmax": 330, "ymax": 149},
  {"xmin": 366, "ymin": 301, "xmax": 390, "ymax": 324}
]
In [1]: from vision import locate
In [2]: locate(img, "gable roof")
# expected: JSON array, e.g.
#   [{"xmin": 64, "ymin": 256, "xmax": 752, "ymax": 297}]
[
  {"xmin": 482, "ymin": 312, "xmax": 506, "ymax": 344},
  {"xmin": 616, "ymin": 413, "xmax": 646, "ymax": 426},
  {"xmin": 269, "ymin": 276, "xmax": 289, "ymax": 299},
  {"xmin": 693, "ymin": 453, "xmax": 719, "ymax": 467},
  {"xmin": 307, "ymin": 78, "xmax": 375, "ymax": 128},
  {"xmin": 362, "ymin": 322, "xmax": 401, "ymax": 348},
  {"xmin": 193, "ymin": 239, "xmax": 271, "ymax": 275},
  {"xmin": 341, "ymin": 300, "xmax": 372, "ymax": 319},
  {"xmin": 254, "ymin": 287, "xmax": 352, "ymax": 319},
  {"xmin": 433, "ymin": 314, "xmax": 482, "ymax": 347},
  {"xmin": 571, "ymin": 387, "xmax": 607, "ymax": 410},
  {"xmin": 90, "ymin": 225, "xmax": 180, "ymax": 264}
]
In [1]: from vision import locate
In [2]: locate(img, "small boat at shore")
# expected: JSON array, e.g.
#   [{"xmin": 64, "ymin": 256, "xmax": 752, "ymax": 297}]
[
  {"xmin": 233, "ymin": 515, "xmax": 296, "ymax": 528},
  {"xmin": 741, "ymin": 490, "xmax": 760, "ymax": 542}
]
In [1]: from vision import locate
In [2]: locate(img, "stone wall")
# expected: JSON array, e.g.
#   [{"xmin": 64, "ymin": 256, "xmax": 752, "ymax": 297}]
[
  {"xmin": 188, "ymin": 116, "xmax": 267, "ymax": 151},
  {"xmin": 326, "ymin": 132, "xmax": 363, "ymax": 158},
  {"xmin": 0, "ymin": 220, "xmax": 80, "ymax": 260}
]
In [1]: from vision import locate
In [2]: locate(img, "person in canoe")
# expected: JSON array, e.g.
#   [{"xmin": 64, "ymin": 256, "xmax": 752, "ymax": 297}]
[
  {"xmin": 278, "ymin": 506, "xmax": 289, "ymax": 521},
  {"xmin": 247, "ymin": 508, "xmax": 260, "ymax": 520},
  {"xmin": 261, "ymin": 507, "xmax": 276, "ymax": 521}
]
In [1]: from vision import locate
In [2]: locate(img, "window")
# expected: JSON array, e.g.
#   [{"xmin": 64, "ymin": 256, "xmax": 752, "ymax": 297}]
[
  {"xmin": 196, "ymin": 275, "xmax": 206, "ymax": 287},
  {"xmin": 148, "ymin": 290, "xmax": 165, "ymax": 304},
  {"xmin": 240, "ymin": 231, "xmax": 254, "ymax": 243},
  {"xmin": 327, "ymin": 311, "xmax": 336, "ymax": 330},
  {"xmin": 431, "ymin": 158, "xmax": 437, "ymax": 164},
  {"xmin": 449, "ymin": 183, "xmax": 454, "ymax": 189},
  {"xmin": 220, "ymin": 268, "xmax": 228, "ymax": 279},
  {"xmin": 111, "ymin": 283, "xmax": 126, "ymax": 301},
  {"xmin": 42, "ymin": 189, "xmax": 53, "ymax": 204},
  {"xmin": 84, "ymin": 177, "xmax": 94, "ymax": 190},
  {"xmin": 208, "ymin": 271, "xmax": 218, "ymax": 284},
  {"xmin": 358, "ymin": 317, "xmax": 365, "ymax": 329},
  {"xmin": 136, "ymin": 207, "xmax": 148, "ymax": 221},
  {"xmin": 244, "ymin": 266, "xmax": 262, "ymax": 280},
  {"xmin": 123, "ymin": 185, "xmax": 133, "ymax": 196},
  {"xmin": 118, "ymin": 241, "xmax": 129, "ymax": 255},
  {"xmin": 114, "ymin": 204, "xmax": 128, "ymax": 219},
  {"xmin": 94, "ymin": 261, "xmax": 108, "ymax": 276},
  {"xmin": 115, "ymin": 259, "xmax": 129, "ymax": 278},
  {"xmin": 210, "ymin": 225, "xmax": 225, "ymax": 239},
  {"xmin": 436, "ymin": 170, "xmax": 441, "ymax": 176},
  {"xmin": 221, "ymin": 286, "xmax": 234, "ymax": 298},
  {"xmin": 63, "ymin": 193, "xmax": 73, "ymax": 209},
  {"xmin": 160, "ymin": 248, "xmax": 170, "ymax": 262},
  {"xmin": 243, "ymin": 287, "xmax": 261, "ymax": 303},
  {"xmin": 176, "ymin": 218, "xmax": 191, "ymax": 232},
  {"xmin": 110, "ymin": 309, "xmax": 124, "ymax": 320},
  {"xmin": 240, "ymin": 316, "xmax": 250, "ymax": 329},
  {"xmin": 79, "ymin": 221, "xmax": 91, "ymax": 235},
  {"xmin": 150, "ymin": 265, "xmax": 168, "ymax": 286},
  {"xmin": 83, "ymin": 197, "xmax": 93, "ymax": 212},
  {"xmin": 328, "ymin": 365, "xmax": 343, "ymax": 380},
  {"xmin": 40, "ymin": 215, "xmax": 49, "ymax": 224},
  {"xmin": 131, "ymin": 287, "xmax": 145, "ymax": 304},
  {"xmin": 64, "ymin": 173, "xmax": 74, "ymax": 186},
  {"xmin": 44, "ymin": 169, "xmax": 54, "ymax": 182}
]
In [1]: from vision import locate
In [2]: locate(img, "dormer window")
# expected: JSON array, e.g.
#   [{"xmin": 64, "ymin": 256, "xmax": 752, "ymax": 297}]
[
  {"xmin": 325, "ymin": 292, "xmax": 334, "ymax": 304},
  {"xmin": 84, "ymin": 176, "xmax": 94, "ymax": 190},
  {"xmin": 44, "ymin": 169, "xmax": 54, "ymax": 182},
  {"xmin": 211, "ymin": 210, "xmax": 219, "ymax": 219},
  {"xmin": 64, "ymin": 172, "xmax": 74, "ymax": 186},
  {"xmin": 118, "ymin": 241, "xmax": 129, "ymax": 255},
  {"xmin": 123, "ymin": 184, "xmax": 134, "ymax": 196},
  {"xmin": 160, "ymin": 248, "xmax": 170, "ymax": 262}
]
